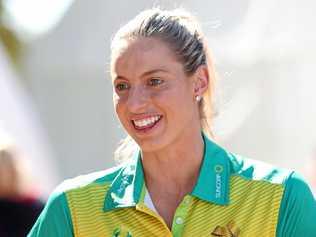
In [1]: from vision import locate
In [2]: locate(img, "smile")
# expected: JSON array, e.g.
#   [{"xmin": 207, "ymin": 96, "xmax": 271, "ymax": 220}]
[{"xmin": 132, "ymin": 115, "xmax": 162, "ymax": 130}]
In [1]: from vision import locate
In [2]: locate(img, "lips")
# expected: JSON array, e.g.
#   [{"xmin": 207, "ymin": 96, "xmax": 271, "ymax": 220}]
[{"xmin": 132, "ymin": 115, "xmax": 162, "ymax": 130}]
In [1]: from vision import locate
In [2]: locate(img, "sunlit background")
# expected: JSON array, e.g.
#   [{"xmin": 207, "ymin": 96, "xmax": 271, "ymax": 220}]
[{"xmin": 0, "ymin": 0, "xmax": 315, "ymax": 198}]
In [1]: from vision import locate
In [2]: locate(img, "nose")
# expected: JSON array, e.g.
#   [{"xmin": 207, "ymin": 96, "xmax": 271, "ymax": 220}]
[{"xmin": 126, "ymin": 85, "xmax": 148, "ymax": 113}]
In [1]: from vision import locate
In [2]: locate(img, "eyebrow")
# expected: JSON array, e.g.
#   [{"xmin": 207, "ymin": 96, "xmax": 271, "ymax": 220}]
[
  {"xmin": 114, "ymin": 75, "xmax": 128, "ymax": 81},
  {"xmin": 140, "ymin": 69, "xmax": 169, "ymax": 77},
  {"xmin": 114, "ymin": 69, "xmax": 169, "ymax": 81}
]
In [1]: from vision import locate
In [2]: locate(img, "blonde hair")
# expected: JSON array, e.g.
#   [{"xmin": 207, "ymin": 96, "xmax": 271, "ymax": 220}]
[{"xmin": 110, "ymin": 8, "xmax": 216, "ymax": 162}]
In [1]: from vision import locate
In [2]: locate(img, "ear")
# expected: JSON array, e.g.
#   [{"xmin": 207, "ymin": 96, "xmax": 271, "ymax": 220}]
[{"xmin": 193, "ymin": 65, "xmax": 209, "ymax": 97}]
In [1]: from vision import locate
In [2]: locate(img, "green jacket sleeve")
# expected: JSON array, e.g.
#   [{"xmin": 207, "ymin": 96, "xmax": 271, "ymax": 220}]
[
  {"xmin": 277, "ymin": 172, "xmax": 316, "ymax": 237},
  {"xmin": 27, "ymin": 187, "xmax": 73, "ymax": 237}
]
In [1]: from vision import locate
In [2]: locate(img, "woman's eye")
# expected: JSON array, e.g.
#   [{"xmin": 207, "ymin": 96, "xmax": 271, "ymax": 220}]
[
  {"xmin": 115, "ymin": 83, "xmax": 129, "ymax": 91},
  {"xmin": 148, "ymin": 78, "xmax": 163, "ymax": 87}
]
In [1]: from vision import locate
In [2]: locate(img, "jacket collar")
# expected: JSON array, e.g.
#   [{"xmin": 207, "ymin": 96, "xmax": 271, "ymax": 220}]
[
  {"xmin": 191, "ymin": 133, "xmax": 230, "ymax": 205},
  {"xmin": 103, "ymin": 133, "xmax": 231, "ymax": 212}
]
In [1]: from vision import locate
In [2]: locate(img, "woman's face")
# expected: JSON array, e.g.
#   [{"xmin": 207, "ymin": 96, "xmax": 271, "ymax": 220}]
[{"xmin": 112, "ymin": 37, "xmax": 200, "ymax": 152}]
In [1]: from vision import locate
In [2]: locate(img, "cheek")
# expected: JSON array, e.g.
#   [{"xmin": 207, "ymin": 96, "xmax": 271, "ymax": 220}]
[
  {"xmin": 161, "ymin": 86, "xmax": 193, "ymax": 109},
  {"xmin": 113, "ymin": 95, "xmax": 129, "ymax": 125},
  {"xmin": 172, "ymin": 96, "xmax": 196, "ymax": 124}
]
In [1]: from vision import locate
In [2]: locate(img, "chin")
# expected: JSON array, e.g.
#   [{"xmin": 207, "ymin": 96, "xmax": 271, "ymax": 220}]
[
  {"xmin": 135, "ymin": 139, "xmax": 162, "ymax": 152},
  {"xmin": 135, "ymin": 134, "xmax": 175, "ymax": 154}
]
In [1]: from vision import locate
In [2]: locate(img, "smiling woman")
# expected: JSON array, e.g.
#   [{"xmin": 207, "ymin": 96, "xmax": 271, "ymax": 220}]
[{"xmin": 28, "ymin": 8, "xmax": 316, "ymax": 237}]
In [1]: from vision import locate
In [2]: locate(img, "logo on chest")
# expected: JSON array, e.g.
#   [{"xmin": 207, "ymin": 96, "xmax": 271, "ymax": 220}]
[
  {"xmin": 214, "ymin": 165, "xmax": 224, "ymax": 198},
  {"xmin": 112, "ymin": 227, "xmax": 132, "ymax": 237},
  {"xmin": 211, "ymin": 220, "xmax": 240, "ymax": 237}
]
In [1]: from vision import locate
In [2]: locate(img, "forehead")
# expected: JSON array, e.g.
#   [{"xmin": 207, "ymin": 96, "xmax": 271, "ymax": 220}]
[{"xmin": 112, "ymin": 37, "xmax": 182, "ymax": 78}]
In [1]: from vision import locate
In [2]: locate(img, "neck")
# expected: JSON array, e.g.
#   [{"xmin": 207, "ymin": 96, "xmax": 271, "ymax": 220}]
[{"xmin": 141, "ymin": 131, "xmax": 205, "ymax": 195}]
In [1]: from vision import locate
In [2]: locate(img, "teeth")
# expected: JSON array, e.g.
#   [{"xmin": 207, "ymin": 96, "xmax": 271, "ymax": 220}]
[{"xmin": 133, "ymin": 115, "xmax": 161, "ymax": 128}]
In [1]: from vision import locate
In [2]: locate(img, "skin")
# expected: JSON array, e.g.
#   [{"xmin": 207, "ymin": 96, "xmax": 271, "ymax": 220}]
[{"xmin": 112, "ymin": 37, "xmax": 209, "ymax": 228}]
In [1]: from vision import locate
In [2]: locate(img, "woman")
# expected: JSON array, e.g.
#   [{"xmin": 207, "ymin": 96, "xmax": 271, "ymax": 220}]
[{"xmin": 29, "ymin": 8, "xmax": 316, "ymax": 237}]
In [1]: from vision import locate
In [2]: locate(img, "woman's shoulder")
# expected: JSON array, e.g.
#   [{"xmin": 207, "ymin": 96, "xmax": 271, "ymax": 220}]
[
  {"xmin": 227, "ymin": 152, "xmax": 296, "ymax": 186},
  {"xmin": 52, "ymin": 164, "xmax": 125, "ymax": 197},
  {"xmin": 205, "ymin": 135, "xmax": 296, "ymax": 186},
  {"xmin": 226, "ymin": 153, "xmax": 316, "ymax": 236},
  {"xmin": 27, "ymin": 164, "xmax": 129, "ymax": 237}
]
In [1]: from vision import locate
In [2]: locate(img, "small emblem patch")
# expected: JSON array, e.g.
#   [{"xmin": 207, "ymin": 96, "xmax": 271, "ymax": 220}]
[
  {"xmin": 211, "ymin": 220, "xmax": 240, "ymax": 237},
  {"xmin": 214, "ymin": 165, "xmax": 224, "ymax": 173},
  {"xmin": 112, "ymin": 227, "xmax": 132, "ymax": 237}
]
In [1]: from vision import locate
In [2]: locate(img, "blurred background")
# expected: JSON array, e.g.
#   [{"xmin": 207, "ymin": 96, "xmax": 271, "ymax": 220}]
[{"xmin": 0, "ymin": 0, "xmax": 316, "ymax": 199}]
